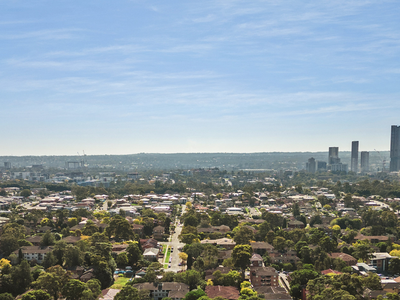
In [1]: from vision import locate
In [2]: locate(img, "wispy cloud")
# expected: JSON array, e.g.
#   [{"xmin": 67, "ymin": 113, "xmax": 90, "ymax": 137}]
[{"xmin": 0, "ymin": 28, "xmax": 83, "ymax": 40}]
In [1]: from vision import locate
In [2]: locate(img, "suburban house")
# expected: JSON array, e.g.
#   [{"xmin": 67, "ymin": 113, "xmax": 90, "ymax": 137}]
[
  {"xmin": 251, "ymin": 241, "xmax": 274, "ymax": 256},
  {"xmin": 328, "ymin": 253, "xmax": 357, "ymax": 266},
  {"xmin": 133, "ymin": 282, "xmax": 189, "ymax": 300},
  {"xmin": 205, "ymin": 286, "xmax": 240, "ymax": 300},
  {"xmin": 153, "ymin": 226, "xmax": 165, "ymax": 240},
  {"xmin": 143, "ymin": 248, "xmax": 160, "ymax": 261}
]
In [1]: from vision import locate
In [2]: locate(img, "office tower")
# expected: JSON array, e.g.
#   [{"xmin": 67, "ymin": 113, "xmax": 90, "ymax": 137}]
[
  {"xmin": 306, "ymin": 157, "xmax": 316, "ymax": 173},
  {"xmin": 4, "ymin": 162, "xmax": 11, "ymax": 169},
  {"xmin": 317, "ymin": 161, "xmax": 327, "ymax": 171},
  {"xmin": 361, "ymin": 151, "xmax": 369, "ymax": 173},
  {"xmin": 328, "ymin": 147, "xmax": 340, "ymax": 165},
  {"xmin": 390, "ymin": 125, "xmax": 400, "ymax": 172},
  {"xmin": 351, "ymin": 141, "xmax": 359, "ymax": 173}
]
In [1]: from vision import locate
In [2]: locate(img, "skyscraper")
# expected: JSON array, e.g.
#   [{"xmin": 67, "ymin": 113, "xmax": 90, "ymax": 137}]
[
  {"xmin": 306, "ymin": 157, "xmax": 316, "ymax": 173},
  {"xmin": 390, "ymin": 125, "xmax": 400, "ymax": 172},
  {"xmin": 351, "ymin": 141, "xmax": 359, "ymax": 173},
  {"xmin": 328, "ymin": 147, "xmax": 339, "ymax": 165},
  {"xmin": 361, "ymin": 151, "xmax": 369, "ymax": 173}
]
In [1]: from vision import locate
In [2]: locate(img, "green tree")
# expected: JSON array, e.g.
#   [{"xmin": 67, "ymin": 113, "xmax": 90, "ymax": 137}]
[
  {"xmin": 174, "ymin": 269, "xmax": 203, "ymax": 290},
  {"xmin": 20, "ymin": 189, "xmax": 32, "ymax": 198},
  {"xmin": 21, "ymin": 290, "xmax": 51, "ymax": 300},
  {"xmin": 233, "ymin": 226, "xmax": 255, "ymax": 245},
  {"xmin": 41, "ymin": 231, "xmax": 55, "ymax": 247},
  {"xmin": 34, "ymin": 265, "xmax": 70, "ymax": 300},
  {"xmin": 292, "ymin": 203, "xmax": 300, "ymax": 217},
  {"xmin": 126, "ymin": 242, "xmax": 142, "ymax": 267},
  {"xmin": 0, "ymin": 294, "xmax": 14, "ymax": 300},
  {"xmin": 62, "ymin": 279, "xmax": 87, "ymax": 300},
  {"xmin": 11, "ymin": 260, "xmax": 32, "ymax": 295},
  {"xmin": 183, "ymin": 289, "xmax": 206, "ymax": 300},
  {"xmin": 114, "ymin": 285, "xmax": 140, "ymax": 300},
  {"xmin": 63, "ymin": 245, "xmax": 83, "ymax": 268},
  {"xmin": 232, "ymin": 245, "xmax": 252, "ymax": 278},
  {"xmin": 106, "ymin": 216, "xmax": 134, "ymax": 241}
]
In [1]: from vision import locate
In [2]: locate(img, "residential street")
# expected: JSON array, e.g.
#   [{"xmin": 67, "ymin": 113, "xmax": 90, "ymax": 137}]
[{"xmin": 162, "ymin": 204, "xmax": 186, "ymax": 272}]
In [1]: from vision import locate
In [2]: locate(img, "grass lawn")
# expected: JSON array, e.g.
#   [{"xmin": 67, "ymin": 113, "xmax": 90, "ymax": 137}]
[
  {"xmin": 162, "ymin": 245, "xmax": 168, "ymax": 255},
  {"xmin": 165, "ymin": 249, "xmax": 171, "ymax": 263},
  {"xmin": 110, "ymin": 276, "xmax": 131, "ymax": 289}
]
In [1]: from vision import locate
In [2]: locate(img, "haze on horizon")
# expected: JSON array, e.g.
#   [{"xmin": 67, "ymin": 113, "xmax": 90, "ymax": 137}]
[{"xmin": 1, "ymin": 0, "xmax": 399, "ymax": 156}]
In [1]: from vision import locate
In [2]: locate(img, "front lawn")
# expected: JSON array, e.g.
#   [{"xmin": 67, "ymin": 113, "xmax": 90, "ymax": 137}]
[{"xmin": 110, "ymin": 276, "xmax": 131, "ymax": 289}]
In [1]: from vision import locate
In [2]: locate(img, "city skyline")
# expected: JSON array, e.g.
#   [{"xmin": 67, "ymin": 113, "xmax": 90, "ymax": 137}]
[{"xmin": 1, "ymin": 1, "xmax": 399, "ymax": 155}]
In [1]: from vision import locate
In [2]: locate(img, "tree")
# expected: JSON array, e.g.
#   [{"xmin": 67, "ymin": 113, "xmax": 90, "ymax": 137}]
[
  {"xmin": 82, "ymin": 220, "xmax": 99, "ymax": 236},
  {"xmin": 114, "ymin": 285, "xmax": 140, "ymax": 300},
  {"xmin": 11, "ymin": 260, "xmax": 32, "ymax": 295},
  {"xmin": 389, "ymin": 258, "xmax": 400, "ymax": 274},
  {"xmin": 174, "ymin": 269, "xmax": 203, "ymax": 290},
  {"xmin": 21, "ymin": 290, "xmax": 51, "ymax": 300},
  {"xmin": 183, "ymin": 289, "xmax": 206, "ymax": 300},
  {"xmin": 232, "ymin": 245, "xmax": 252, "ymax": 278},
  {"xmin": 42, "ymin": 252, "xmax": 57, "ymax": 269},
  {"xmin": 41, "ymin": 231, "xmax": 55, "ymax": 246},
  {"xmin": 273, "ymin": 237, "xmax": 286, "ymax": 252},
  {"xmin": 106, "ymin": 216, "xmax": 134, "ymax": 241},
  {"xmin": 116, "ymin": 252, "xmax": 129, "ymax": 268},
  {"xmin": 292, "ymin": 203, "xmax": 300, "ymax": 217},
  {"xmin": 63, "ymin": 245, "xmax": 83, "ymax": 268},
  {"xmin": 86, "ymin": 279, "xmax": 101, "ymax": 299},
  {"xmin": 62, "ymin": 279, "xmax": 87, "ymax": 300},
  {"xmin": 20, "ymin": 189, "xmax": 32, "ymax": 198},
  {"xmin": 0, "ymin": 294, "xmax": 14, "ymax": 300},
  {"xmin": 126, "ymin": 242, "xmax": 142, "ymax": 267},
  {"xmin": 179, "ymin": 252, "xmax": 188, "ymax": 263},
  {"xmin": 363, "ymin": 273, "xmax": 382, "ymax": 290},
  {"xmin": 34, "ymin": 265, "xmax": 70, "ymax": 300},
  {"xmin": 0, "ymin": 259, "xmax": 11, "ymax": 270},
  {"xmin": 233, "ymin": 226, "xmax": 254, "ymax": 245}
]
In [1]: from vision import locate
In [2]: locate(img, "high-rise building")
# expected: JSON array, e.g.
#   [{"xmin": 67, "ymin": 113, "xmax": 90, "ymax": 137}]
[
  {"xmin": 361, "ymin": 151, "xmax": 369, "ymax": 173},
  {"xmin": 351, "ymin": 141, "xmax": 359, "ymax": 173},
  {"xmin": 3, "ymin": 162, "xmax": 11, "ymax": 169},
  {"xmin": 329, "ymin": 147, "xmax": 340, "ymax": 165},
  {"xmin": 306, "ymin": 157, "xmax": 316, "ymax": 173},
  {"xmin": 317, "ymin": 161, "xmax": 327, "ymax": 171},
  {"xmin": 390, "ymin": 125, "xmax": 400, "ymax": 172}
]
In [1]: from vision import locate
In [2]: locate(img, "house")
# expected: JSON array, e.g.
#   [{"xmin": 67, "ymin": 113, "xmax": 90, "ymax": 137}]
[
  {"xmin": 153, "ymin": 226, "xmax": 165, "ymax": 240},
  {"xmin": 287, "ymin": 220, "xmax": 305, "ymax": 229},
  {"xmin": 140, "ymin": 238, "xmax": 159, "ymax": 249},
  {"xmin": 26, "ymin": 236, "xmax": 42, "ymax": 246},
  {"xmin": 62, "ymin": 236, "xmax": 81, "ymax": 244},
  {"xmin": 328, "ymin": 253, "xmax": 357, "ymax": 266},
  {"xmin": 99, "ymin": 288, "xmax": 120, "ymax": 300},
  {"xmin": 250, "ymin": 266, "xmax": 279, "ymax": 287},
  {"xmin": 133, "ymin": 282, "xmax": 189, "ymax": 300},
  {"xmin": 250, "ymin": 253, "xmax": 264, "ymax": 267},
  {"xmin": 354, "ymin": 234, "xmax": 390, "ymax": 243},
  {"xmin": 12, "ymin": 246, "xmax": 53, "ymax": 264},
  {"xmin": 269, "ymin": 250, "xmax": 300, "ymax": 264},
  {"xmin": 132, "ymin": 224, "xmax": 144, "ymax": 237},
  {"xmin": 205, "ymin": 286, "xmax": 240, "ymax": 300},
  {"xmin": 143, "ymin": 248, "xmax": 160, "ymax": 261},
  {"xmin": 254, "ymin": 286, "xmax": 291, "ymax": 300},
  {"xmin": 201, "ymin": 238, "xmax": 236, "ymax": 250},
  {"xmin": 251, "ymin": 241, "xmax": 274, "ymax": 256}
]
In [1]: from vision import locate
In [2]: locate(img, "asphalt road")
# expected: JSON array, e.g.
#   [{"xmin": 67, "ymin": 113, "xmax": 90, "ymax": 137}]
[{"xmin": 162, "ymin": 204, "xmax": 186, "ymax": 272}]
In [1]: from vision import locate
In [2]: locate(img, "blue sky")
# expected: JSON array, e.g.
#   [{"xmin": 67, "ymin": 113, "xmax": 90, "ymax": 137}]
[{"xmin": 1, "ymin": 0, "xmax": 399, "ymax": 155}]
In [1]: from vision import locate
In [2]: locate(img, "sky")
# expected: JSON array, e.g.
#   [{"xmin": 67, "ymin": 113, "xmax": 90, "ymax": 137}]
[{"xmin": 1, "ymin": 0, "xmax": 399, "ymax": 155}]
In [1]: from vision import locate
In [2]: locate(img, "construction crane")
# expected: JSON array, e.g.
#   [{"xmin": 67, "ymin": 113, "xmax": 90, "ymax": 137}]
[{"xmin": 374, "ymin": 149, "xmax": 386, "ymax": 172}]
